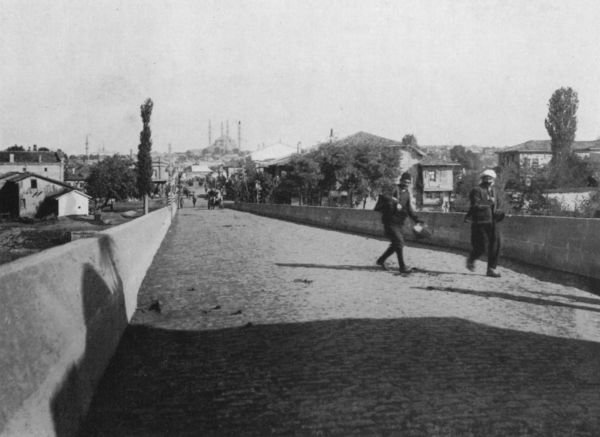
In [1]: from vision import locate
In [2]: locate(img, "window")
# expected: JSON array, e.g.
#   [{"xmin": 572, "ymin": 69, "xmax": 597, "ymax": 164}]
[
  {"xmin": 522, "ymin": 157, "xmax": 530, "ymax": 168},
  {"xmin": 44, "ymin": 167, "xmax": 48, "ymax": 172},
  {"xmin": 21, "ymin": 199, "xmax": 26, "ymax": 209},
  {"xmin": 428, "ymin": 170, "xmax": 436, "ymax": 182},
  {"xmin": 22, "ymin": 167, "xmax": 26, "ymax": 172},
  {"xmin": 532, "ymin": 158, "xmax": 539, "ymax": 169},
  {"xmin": 31, "ymin": 179, "xmax": 37, "ymax": 189}
]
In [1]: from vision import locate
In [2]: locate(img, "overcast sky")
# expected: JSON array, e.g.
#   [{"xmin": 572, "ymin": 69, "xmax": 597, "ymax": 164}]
[{"xmin": 2, "ymin": 0, "xmax": 600, "ymax": 155}]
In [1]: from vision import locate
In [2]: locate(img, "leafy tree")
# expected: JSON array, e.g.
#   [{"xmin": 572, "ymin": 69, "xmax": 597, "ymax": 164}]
[
  {"xmin": 85, "ymin": 155, "xmax": 137, "ymax": 205},
  {"xmin": 312, "ymin": 142, "xmax": 399, "ymax": 207},
  {"xmin": 137, "ymin": 98, "xmax": 154, "ymax": 213},
  {"xmin": 545, "ymin": 87, "xmax": 578, "ymax": 165},
  {"xmin": 313, "ymin": 144, "xmax": 351, "ymax": 194},
  {"xmin": 551, "ymin": 153, "xmax": 595, "ymax": 188},
  {"xmin": 450, "ymin": 145, "xmax": 482, "ymax": 171},
  {"xmin": 401, "ymin": 134, "xmax": 418, "ymax": 147},
  {"xmin": 279, "ymin": 154, "xmax": 322, "ymax": 205},
  {"xmin": 6, "ymin": 145, "xmax": 24, "ymax": 151}
]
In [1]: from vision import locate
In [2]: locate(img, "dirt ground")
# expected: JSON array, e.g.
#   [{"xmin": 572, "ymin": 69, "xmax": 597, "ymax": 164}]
[{"xmin": 0, "ymin": 199, "xmax": 168, "ymax": 265}]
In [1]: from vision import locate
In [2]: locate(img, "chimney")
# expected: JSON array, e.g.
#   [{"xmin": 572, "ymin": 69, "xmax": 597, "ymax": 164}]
[{"xmin": 9, "ymin": 153, "xmax": 14, "ymax": 163}]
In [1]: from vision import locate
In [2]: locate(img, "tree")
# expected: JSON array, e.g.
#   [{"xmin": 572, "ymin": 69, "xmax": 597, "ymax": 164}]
[
  {"xmin": 85, "ymin": 155, "xmax": 137, "ymax": 205},
  {"xmin": 450, "ymin": 145, "xmax": 482, "ymax": 171},
  {"xmin": 313, "ymin": 142, "xmax": 399, "ymax": 207},
  {"xmin": 401, "ymin": 134, "xmax": 418, "ymax": 147},
  {"xmin": 6, "ymin": 145, "xmax": 24, "ymax": 151},
  {"xmin": 282, "ymin": 154, "xmax": 323, "ymax": 205},
  {"xmin": 547, "ymin": 153, "xmax": 597, "ymax": 188},
  {"xmin": 545, "ymin": 87, "xmax": 578, "ymax": 165},
  {"xmin": 137, "ymin": 98, "xmax": 154, "ymax": 214}
]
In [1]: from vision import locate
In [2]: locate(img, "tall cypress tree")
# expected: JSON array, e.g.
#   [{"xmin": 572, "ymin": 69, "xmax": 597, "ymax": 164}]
[
  {"xmin": 544, "ymin": 87, "xmax": 578, "ymax": 165},
  {"xmin": 137, "ymin": 98, "xmax": 154, "ymax": 214}
]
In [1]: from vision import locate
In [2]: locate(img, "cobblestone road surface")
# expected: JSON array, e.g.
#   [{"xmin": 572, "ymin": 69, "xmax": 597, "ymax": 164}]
[{"xmin": 80, "ymin": 202, "xmax": 600, "ymax": 436}]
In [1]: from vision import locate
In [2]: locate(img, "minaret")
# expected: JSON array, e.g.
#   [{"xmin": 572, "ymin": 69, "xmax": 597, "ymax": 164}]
[
  {"xmin": 225, "ymin": 120, "xmax": 230, "ymax": 152},
  {"xmin": 238, "ymin": 121, "xmax": 241, "ymax": 151},
  {"xmin": 208, "ymin": 120, "xmax": 212, "ymax": 148},
  {"xmin": 85, "ymin": 135, "xmax": 89, "ymax": 159}
]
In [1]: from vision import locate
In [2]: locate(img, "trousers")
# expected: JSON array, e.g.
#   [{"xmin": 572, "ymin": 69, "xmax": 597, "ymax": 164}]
[
  {"xmin": 469, "ymin": 223, "xmax": 501, "ymax": 269},
  {"xmin": 378, "ymin": 223, "xmax": 406, "ymax": 268}
]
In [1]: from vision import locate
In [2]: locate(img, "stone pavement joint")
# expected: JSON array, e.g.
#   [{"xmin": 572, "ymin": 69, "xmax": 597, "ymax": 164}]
[{"xmin": 80, "ymin": 204, "xmax": 600, "ymax": 436}]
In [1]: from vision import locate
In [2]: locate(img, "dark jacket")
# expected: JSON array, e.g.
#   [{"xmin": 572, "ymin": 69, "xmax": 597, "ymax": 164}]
[
  {"xmin": 375, "ymin": 189, "xmax": 419, "ymax": 226},
  {"xmin": 467, "ymin": 185, "xmax": 504, "ymax": 224}
]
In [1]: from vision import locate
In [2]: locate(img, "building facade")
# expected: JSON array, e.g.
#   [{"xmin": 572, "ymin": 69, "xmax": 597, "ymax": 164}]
[
  {"xmin": 0, "ymin": 151, "xmax": 65, "ymax": 182},
  {"xmin": 0, "ymin": 172, "xmax": 88, "ymax": 218},
  {"xmin": 498, "ymin": 139, "xmax": 600, "ymax": 183},
  {"xmin": 417, "ymin": 158, "xmax": 462, "ymax": 211}
]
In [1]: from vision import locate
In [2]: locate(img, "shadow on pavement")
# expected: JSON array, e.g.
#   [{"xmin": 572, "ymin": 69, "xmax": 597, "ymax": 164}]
[
  {"xmin": 276, "ymin": 262, "xmax": 472, "ymax": 276},
  {"xmin": 407, "ymin": 241, "xmax": 600, "ymax": 295},
  {"xmin": 414, "ymin": 286, "xmax": 600, "ymax": 314},
  {"xmin": 80, "ymin": 318, "xmax": 600, "ymax": 436},
  {"xmin": 277, "ymin": 262, "xmax": 387, "ymax": 272}
]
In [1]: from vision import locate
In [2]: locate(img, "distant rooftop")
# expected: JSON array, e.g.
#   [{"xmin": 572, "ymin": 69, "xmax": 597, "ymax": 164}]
[
  {"xmin": 327, "ymin": 131, "xmax": 426, "ymax": 156},
  {"xmin": 419, "ymin": 156, "xmax": 462, "ymax": 166},
  {"xmin": 500, "ymin": 139, "xmax": 600, "ymax": 153},
  {"xmin": 0, "ymin": 151, "xmax": 63, "ymax": 163}
]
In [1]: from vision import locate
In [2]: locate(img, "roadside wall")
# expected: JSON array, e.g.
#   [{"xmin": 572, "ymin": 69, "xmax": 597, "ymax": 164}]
[
  {"xmin": 229, "ymin": 202, "xmax": 600, "ymax": 283},
  {"xmin": 0, "ymin": 205, "xmax": 175, "ymax": 437}
]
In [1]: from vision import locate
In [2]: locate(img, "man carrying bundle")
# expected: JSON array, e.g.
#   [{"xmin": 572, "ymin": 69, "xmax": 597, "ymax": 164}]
[{"xmin": 375, "ymin": 172, "xmax": 423, "ymax": 274}]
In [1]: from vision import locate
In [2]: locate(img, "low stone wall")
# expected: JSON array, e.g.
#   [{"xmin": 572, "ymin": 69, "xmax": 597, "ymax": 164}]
[
  {"xmin": 229, "ymin": 202, "xmax": 600, "ymax": 283},
  {"xmin": 0, "ymin": 205, "xmax": 175, "ymax": 437}
]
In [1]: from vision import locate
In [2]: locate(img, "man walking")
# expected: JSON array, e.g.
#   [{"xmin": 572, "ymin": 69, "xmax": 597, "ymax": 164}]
[
  {"xmin": 375, "ymin": 172, "xmax": 422, "ymax": 274},
  {"xmin": 466, "ymin": 169, "xmax": 505, "ymax": 277}
]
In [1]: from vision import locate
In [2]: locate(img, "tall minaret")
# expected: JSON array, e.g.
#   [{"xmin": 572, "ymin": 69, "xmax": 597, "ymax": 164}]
[
  {"xmin": 225, "ymin": 121, "xmax": 230, "ymax": 152},
  {"xmin": 238, "ymin": 121, "xmax": 241, "ymax": 150},
  {"xmin": 208, "ymin": 120, "xmax": 212, "ymax": 148},
  {"xmin": 85, "ymin": 135, "xmax": 89, "ymax": 159}
]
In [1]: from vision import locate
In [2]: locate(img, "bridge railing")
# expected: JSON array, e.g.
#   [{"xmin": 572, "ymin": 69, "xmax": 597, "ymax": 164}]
[
  {"xmin": 228, "ymin": 202, "xmax": 600, "ymax": 286},
  {"xmin": 0, "ymin": 206, "xmax": 175, "ymax": 437}
]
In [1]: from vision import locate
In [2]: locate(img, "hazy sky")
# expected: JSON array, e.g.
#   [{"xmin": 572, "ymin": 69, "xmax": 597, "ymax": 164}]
[{"xmin": 2, "ymin": 0, "xmax": 600, "ymax": 155}]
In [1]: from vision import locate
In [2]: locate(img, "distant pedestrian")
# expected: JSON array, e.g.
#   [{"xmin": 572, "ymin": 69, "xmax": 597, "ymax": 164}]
[
  {"xmin": 192, "ymin": 194, "xmax": 197, "ymax": 207},
  {"xmin": 466, "ymin": 169, "xmax": 505, "ymax": 277},
  {"xmin": 179, "ymin": 195, "xmax": 184, "ymax": 209},
  {"xmin": 375, "ymin": 172, "xmax": 422, "ymax": 274}
]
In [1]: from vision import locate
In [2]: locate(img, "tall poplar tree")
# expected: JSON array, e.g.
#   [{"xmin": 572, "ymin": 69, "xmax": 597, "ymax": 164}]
[
  {"xmin": 137, "ymin": 98, "xmax": 154, "ymax": 214},
  {"xmin": 544, "ymin": 87, "xmax": 578, "ymax": 165}
]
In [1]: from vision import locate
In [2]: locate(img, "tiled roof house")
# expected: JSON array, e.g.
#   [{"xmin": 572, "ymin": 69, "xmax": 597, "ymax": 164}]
[{"xmin": 0, "ymin": 151, "xmax": 65, "ymax": 182}]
